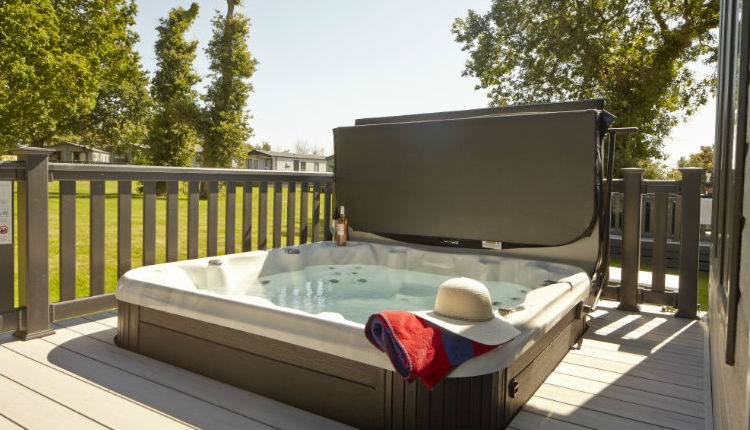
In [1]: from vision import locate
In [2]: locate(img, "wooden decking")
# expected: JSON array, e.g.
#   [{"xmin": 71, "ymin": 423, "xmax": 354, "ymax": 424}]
[
  {"xmin": 0, "ymin": 301, "xmax": 707, "ymax": 430},
  {"xmin": 511, "ymin": 301, "xmax": 709, "ymax": 430}
]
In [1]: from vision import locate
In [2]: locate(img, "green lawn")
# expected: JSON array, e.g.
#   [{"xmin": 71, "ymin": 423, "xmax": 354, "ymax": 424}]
[{"xmin": 16, "ymin": 180, "xmax": 327, "ymax": 304}]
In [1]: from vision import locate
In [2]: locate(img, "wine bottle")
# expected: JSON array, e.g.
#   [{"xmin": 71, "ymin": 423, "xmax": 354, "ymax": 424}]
[{"xmin": 336, "ymin": 205, "xmax": 348, "ymax": 246}]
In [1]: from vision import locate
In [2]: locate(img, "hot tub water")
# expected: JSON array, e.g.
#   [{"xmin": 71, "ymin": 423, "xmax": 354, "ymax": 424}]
[{"xmin": 243, "ymin": 264, "xmax": 532, "ymax": 324}]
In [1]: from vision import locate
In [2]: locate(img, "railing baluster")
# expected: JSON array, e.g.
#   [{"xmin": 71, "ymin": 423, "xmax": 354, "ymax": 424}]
[
  {"xmin": 117, "ymin": 181, "xmax": 132, "ymax": 278},
  {"xmin": 676, "ymin": 168, "xmax": 702, "ymax": 318},
  {"xmin": 207, "ymin": 181, "xmax": 218, "ymax": 257},
  {"xmin": 166, "ymin": 181, "xmax": 179, "ymax": 262},
  {"xmin": 324, "ymin": 183, "xmax": 332, "ymax": 241},
  {"xmin": 651, "ymin": 191, "xmax": 668, "ymax": 293},
  {"xmin": 273, "ymin": 182, "xmax": 282, "ymax": 248},
  {"xmin": 187, "ymin": 181, "xmax": 199, "ymax": 259},
  {"xmin": 258, "ymin": 182, "xmax": 268, "ymax": 250},
  {"xmin": 142, "ymin": 181, "xmax": 156, "ymax": 266},
  {"xmin": 89, "ymin": 180, "xmax": 105, "ymax": 296},
  {"xmin": 312, "ymin": 183, "xmax": 321, "ymax": 242},
  {"xmin": 618, "ymin": 168, "xmax": 644, "ymax": 312},
  {"xmin": 299, "ymin": 181, "xmax": 309, "ymax": 244},
  {"xmin": 59, "ymin": 181, "xmax": 77, "ymax": 301},
  {"xmin": 225, "ymin": 181, "xmax": 236, "ymax": 254},
  {"xmin": 242, "ymin": 182, "xmax": 253, "ymax": 251},
  {"xmin": 286, "ymin": 182, "xmax": 296, "ymax": 246}
]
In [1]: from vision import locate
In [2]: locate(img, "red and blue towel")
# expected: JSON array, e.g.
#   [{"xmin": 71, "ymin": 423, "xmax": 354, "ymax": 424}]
[{"xmin": 365, "ymin": 311, "xmax": 499, "ymax": 389}]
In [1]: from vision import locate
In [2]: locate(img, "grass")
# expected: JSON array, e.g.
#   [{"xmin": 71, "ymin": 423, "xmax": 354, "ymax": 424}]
[
  {"xmin": 13, "ymin": 180, "xmax": 326, "ymax": 305},
  {"xmin": 608, "ymin": 256, "xmax": 709, "ymax": 311}
]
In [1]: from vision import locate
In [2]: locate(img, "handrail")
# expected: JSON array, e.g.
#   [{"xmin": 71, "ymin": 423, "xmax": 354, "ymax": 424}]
[
  {"xmin": 48, "ymin": 162, "xmax": 333, "ymax": 182},
  {"xmin": 0, "ymin": 161, "xmax": 22, "ymax": 180}
]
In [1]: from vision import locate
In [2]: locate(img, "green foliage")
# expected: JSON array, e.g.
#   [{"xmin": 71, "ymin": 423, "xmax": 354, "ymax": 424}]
[
  {"xmin": 677, "ymin": 145, "xmax": 713, "ymax": 170},
  {"xmin": 674, "ymin": 145, "xmax": 713, "ymax": 181},
  {"xmin": 0, "ymin": 0, "xmax": 97, "ymax": 149},
  {"xmin": 147, "ymin": 3, "xmax": 201, "ymax": 167},
  {"xmin": 0, "ymin": 0, "xmax": 151, "ymax": 154},
  {"xmin": 71, "ymin": 0, "xmax": 152, "ymax": 161},
  {"xmin": 453, "ymin": 0, "xmax": 719, "ymax": 174},
  {"xmin": 202, "ymin": 0, "xmax": 258, "ymax": 168}
]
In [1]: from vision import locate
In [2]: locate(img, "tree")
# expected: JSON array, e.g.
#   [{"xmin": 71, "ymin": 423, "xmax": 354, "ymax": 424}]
[
  {"xmin": 79, "ymin": 63, "xmax": 152, "ymax": 162},
  {"xmin": 453, "ymin": 0, "xmax": 719, "ymax": 174},
  {"xmin": 147, "ymin": 3, "xmax": 201, "ymax": 167},
  {"xmin": 0, "ymin": 0, "xmax": 95, "ymax": 149},
  {"xmin": 69, "ymin": 0, "xmax": 152, "ymax": 160},
  {"xmin": 292, "ymin": 139, "xmax": 324, "ymax": 156},
  {"xmin": 0, "ymin": 0, "xmax": 149, "ymax": 152},
  {"xmin": 674, "ymin": 145, "xmax": 713, "ymax": 182},
  {"xmin": 202, "ymin": 0, "xmax": 258, "ymax": 168}
]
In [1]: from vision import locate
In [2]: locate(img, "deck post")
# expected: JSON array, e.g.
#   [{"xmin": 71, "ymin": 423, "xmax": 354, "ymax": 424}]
[
  {"xmin": 618, "ymin": 168, "xmax": 644, "ymax": 312},
  {"xmin": 675, "ymin": 168, "xmax": 702, "ymax": 318},
  {"xmin": 14, "ymin": 148, "xmax": 55, "ymax": 340}
]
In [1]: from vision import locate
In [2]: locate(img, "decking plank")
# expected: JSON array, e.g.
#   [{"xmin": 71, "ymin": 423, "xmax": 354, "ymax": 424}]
[
  {"xmin": 0, "ymin": 373, "xmax": 105, "ymax": 430},
  {"xmin": 574, "ymin": 341, "xmax": 704, "ymax": 368},
  {"xmin": 533, "ymin": 384, "xmax": 704, "ymax": 429},
  {"xmin": 49, "ymin": 319, "xmax": 354, "ymax": 430},
  {"xmin": 579, "ymin": 335, "xmax": 704, "ymax": 360},
  {"xmin": 554, "ymin": 361, "xmax": 703, "ymax": 402},
  {"xmin": 524, "ymin": 397, "xmax": 664, "ymax": 430},
  {"xmin": 542, "ymin": 373, "xmax": 703, "ymax": 418},
  {"xmin": 0, "ymin": 413, "xmax": 25, "ymax": 430},
  {"xmin": 0, "ymin": 343, "xmax": 191, "ymax": 430},
  {"xmin": 561, "ymin": 353, "xmax": 703, "ymax": 388},
  {"xmin": 509, "ymin": 411, "xmax": 593, "ymax": 430}
]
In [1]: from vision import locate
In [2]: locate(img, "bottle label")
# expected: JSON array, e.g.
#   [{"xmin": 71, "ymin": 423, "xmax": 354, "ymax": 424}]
[{"xmin": 336, "ymin": 223, "xmax": 346, "ymax": 240}]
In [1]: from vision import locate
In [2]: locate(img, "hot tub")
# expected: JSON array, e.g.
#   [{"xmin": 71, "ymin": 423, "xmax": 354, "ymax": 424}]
[
  {"xmin": 116, "ymin": 100, "xmax": 616, "ymax": 429},
  {"xmin": 116, "ymin": 241, "xmax": 589, "ymax": 428}
]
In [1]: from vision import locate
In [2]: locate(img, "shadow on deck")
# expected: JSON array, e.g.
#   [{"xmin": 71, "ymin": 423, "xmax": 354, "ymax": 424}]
[{"xmin": 510, "ymin": 301, "xmax": 708, "ymax": 430}]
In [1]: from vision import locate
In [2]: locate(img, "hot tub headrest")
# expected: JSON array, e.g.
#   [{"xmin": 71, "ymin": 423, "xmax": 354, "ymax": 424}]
[{"xmin": 333, "ymin": 106, "xmax": 613, "ymax": 248}]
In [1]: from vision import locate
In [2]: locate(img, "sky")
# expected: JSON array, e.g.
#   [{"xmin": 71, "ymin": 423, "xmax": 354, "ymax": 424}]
[{"xmin": 133, "ymin": 0, "xmax": 715, "ymax": 166}]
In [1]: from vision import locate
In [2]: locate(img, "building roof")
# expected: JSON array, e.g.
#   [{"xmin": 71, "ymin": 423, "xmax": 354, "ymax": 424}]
[
  {"xmin": 47, "ymin": 142, "xmax": 110, "ymax": 154},
  {"xmin": 247, "ymin": 149, "xmax": 327, "ymax": 160}
]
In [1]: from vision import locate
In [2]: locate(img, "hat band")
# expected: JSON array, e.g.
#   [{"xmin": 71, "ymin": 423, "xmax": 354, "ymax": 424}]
[{"xmin": 433, "ymin": 309, "xmax": 494, "ymax": 323}]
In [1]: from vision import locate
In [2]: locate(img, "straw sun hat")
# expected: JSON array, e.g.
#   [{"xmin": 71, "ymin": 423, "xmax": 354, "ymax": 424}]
[{"xmin": 413, "ymin": 277, "xmax": 520, "ymax": 346}]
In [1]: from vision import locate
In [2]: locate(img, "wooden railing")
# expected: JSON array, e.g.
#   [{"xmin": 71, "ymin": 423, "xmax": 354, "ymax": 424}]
[
  {"xmin": 0, "ymin": 149, "xmax": 333, "ymax": 339},
  {"xmin": 0, "ymin": 150, "xmax": 704, "ymax": 340},
  {"xmin": 601, "ymin": 168, "xmax": 704, "ymax": 317}
]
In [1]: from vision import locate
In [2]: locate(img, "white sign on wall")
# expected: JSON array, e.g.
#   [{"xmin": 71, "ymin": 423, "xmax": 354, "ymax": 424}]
[{"xmin": 0, "ymin": 181, "xmax": 12, "ymax": 245}]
